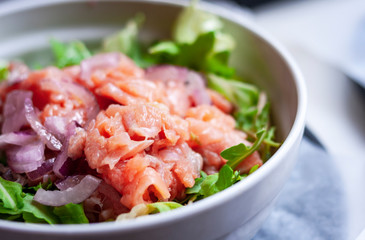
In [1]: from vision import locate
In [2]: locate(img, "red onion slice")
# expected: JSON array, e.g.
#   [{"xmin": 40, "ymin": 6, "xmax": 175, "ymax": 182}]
[
  {"xmin": 0, "ymin": 131, "xmax": 38, "ymax": 149},
  {"xmin": 24, "ymin": 98, "xmax": 62, "ymax": 151},
  {"xmin": 55, "ymin": 175, "xmax": 84, "ymax": 191},
  {"xmin": 2, "ymin": 90, "xmax": 33, "ymax": 134},
  {"xmin": 26, "ymin": 157, "xmax": 55, "ymax": 181},
  {"xmin": 145, "ymin": 65, "xmax": 211, "ymax": 106},
  {"xmin": 44, "ymin": 116, "xmax": 69, "ymax": 141},
  {"xmin": 33, "ymin": 175, "xmax": 102, "ymax": 206},
  {"xmin": 6, "ymin": 140, "xmax": 45, "ymax": 173},
  {"xmin": 53, "ymin": 121, "xmax": 76, "ymax": 178}
]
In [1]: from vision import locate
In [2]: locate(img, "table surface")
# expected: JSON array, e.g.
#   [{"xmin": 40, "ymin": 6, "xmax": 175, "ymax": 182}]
[{"xmin": 252, "ymin": 0, "xmax": 365, "ymax": 239}]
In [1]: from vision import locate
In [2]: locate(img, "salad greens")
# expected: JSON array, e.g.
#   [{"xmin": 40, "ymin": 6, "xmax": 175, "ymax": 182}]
[
  {"xmin": 184, "ymin": 163, "xmax": 259, "ymax": 203},
  {"xmin": 0, "ymin": 177, "xmax": 88, "ymax": 224},
  {"xmin": 183, "ymin": 130, "xmax": 265, "ymax": 203},
  {"xmin": 50, "ymin": 39, "xmax": 91, "ymax": 68},
  {"xmin": 185, "ymin": 165, "xmax": 241, "ymax": 200},
  {"xmin": 0, "ymin": 61, "xmax": 8, "ymax": 81},
  {"xmin": 221, "ymin": 129, "xmax": 266, "ymax": 169},
  {"xmin": 117, "ymin": 202, "xmax": 183, "ymax": 220}
]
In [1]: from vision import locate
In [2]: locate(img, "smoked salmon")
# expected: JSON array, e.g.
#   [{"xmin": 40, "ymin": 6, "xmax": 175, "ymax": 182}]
[{"xmin": 0, "ymin": 52, "xmax": 263, "ymax": 212}]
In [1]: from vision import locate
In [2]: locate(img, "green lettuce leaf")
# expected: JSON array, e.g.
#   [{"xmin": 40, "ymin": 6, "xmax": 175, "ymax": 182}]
[
  {"xmin": 149, "ymin": 31, "xmax": 234, "ymax": 77},
  {"xmin": 0, "ymin": 177, "xmax": 24, "ymax": 214},
  {"xmin": 0, "ymin": 177, "xmax": 88, "ymax": 224},
  {"xmin": 0, "ymin": 61, "xmax": 9, "ymax": 81},
  {"xmin": 21, "ymin": 194, "xmax": 59, "ymax": 224},
  {"xmin": 149, "ymin": 3, "xmax": 235, "ymax": 77},
  {"xmin": 50, "ymin": 39, "xmax": 91, "ymax": 68},
  {"xmin": 147, "ymin": 202, "xmax": 183, "ymax": 214},
  {"xmin": 53, "ymin": 203, "xmax": 89, "ymax": 224},
  {"xmin": 173, "ymin": 1, "xmax": 234, "ymax": 53},
  {"xmin": 117, "ymin": 202, "xmax": 183, "ymax": 220}
]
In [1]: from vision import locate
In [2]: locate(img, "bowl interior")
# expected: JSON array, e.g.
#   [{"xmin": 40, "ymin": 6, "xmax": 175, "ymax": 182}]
[
  {"xmin": 0, "ymin": 0, "xmax": 305, "ymax": 239},
  {"xmin": 0, "ymin": 0, "xmax": 298, "ymax": 142}
]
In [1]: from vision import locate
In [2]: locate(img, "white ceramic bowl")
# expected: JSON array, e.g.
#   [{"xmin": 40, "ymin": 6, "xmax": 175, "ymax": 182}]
[{"xmin": 0, "ymin": 1, "xmax": 306, "ymax": 240}]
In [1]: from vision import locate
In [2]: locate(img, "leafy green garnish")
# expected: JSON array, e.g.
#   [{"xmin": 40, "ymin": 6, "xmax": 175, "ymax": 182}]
[
  {"xmin": 53, "ymin": 203, "xmax": 89, "ymax": 224},
  {"xmin": 149, "ymin": 41, "xmax": 180, "ymax": 55},
  {"xmin": 208, "ymin": 73, "xmax": 259, "ymax": 111},
  {"xmin": 0, "ymin": 61, "xmax": 9, "ymax": 81},
  {"xmin": 185, "ymin": 165, "xmax": 241, "ymax": 200},
  {"xmin": 208, "ymin": 74, "xmax": 280, "ymax": 156},
  {"xmin": 0, "ymin": 177, "xmax": 89, "ymax": 224},
  {"xmin": 21, "ymin": 194, "xmax": 59, "ymax": 224},
  {"xmin": 147, "ymin": 202, "xmax": 183, "ymax": 214},
  {"xmin": 221, "ymin": 129, "xmax": 266, "ymax": 169},
  {"xmin": 149, "ymin": 32, "xmax": 235, "ymax": 77},
  {"xmin": 149, "ymin": 31, "xmax": 214, "ymax": 70},
  {"xmin": 148, "ymin": 4, "xmax": 235, "ymax": 77},
  {"xmin": 23, "ymin": 179, "xmax": 54, "ymax": 194},
  {"xmin": 173, "ymin": 1, "xmax": 234, "ymax": 53},
  {"xmin": 0, "ymin": 177, "xmax": 24, "ymax": 213},
  {"xmin": 50, "ymin": 39, "xmax": 91, "ymax": 68},
  {"xmin": 248, "ymin": 164, "xmax": 259, "ymax": 175},
  {"xmin": 116, "ymin": 202, "xmax": 183, "ymax": 220}
]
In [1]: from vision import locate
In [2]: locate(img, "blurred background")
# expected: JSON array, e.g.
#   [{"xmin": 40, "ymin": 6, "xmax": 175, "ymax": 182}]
[{"xmin": 217, "ymin": 0, "xmax": 365, "ymax": 239}]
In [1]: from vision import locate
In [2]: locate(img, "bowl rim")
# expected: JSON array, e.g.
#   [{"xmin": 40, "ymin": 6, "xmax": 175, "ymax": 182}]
[{"xmin": 0, "ymin": 0, "xmax": 307, "ymax": 235}]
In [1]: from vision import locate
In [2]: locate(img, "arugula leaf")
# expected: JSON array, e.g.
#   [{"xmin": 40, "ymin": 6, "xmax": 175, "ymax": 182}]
[
  {"xmin": 215, "ymin": 164, "xmax": 235, "ymax": 190},
  {"xmin": 185, "ymin": 171, "xmax": 206, "ymax": 195},
  {"xmin": 185, "ymin": 165, "xmax": 241, "ymax": 200},
  {"xmin": 53, "ymin": 203, "xmax": 89, "ymax": 224},
  {"xmin": 198, "ymin": 174, "xmax": 218, "ymax": 198},
  {"xmin": 0, "ymin": 61, "xmax": 9, "ymax": 81},
  {"xmin": 221, "ymin": 129, "xmax": 266, "ymax": 169},
  {"xmin": 50, "ymin": 39, "xmax": 91, "ymax": 68},
  {"xmin": 248, "ymin": 164, "xmax": 259, "ymax": 175}
]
